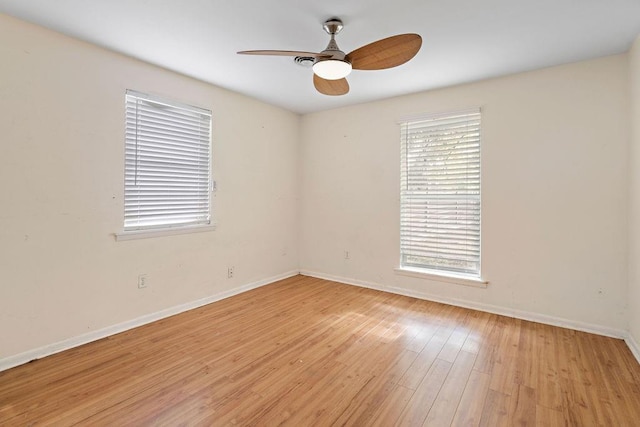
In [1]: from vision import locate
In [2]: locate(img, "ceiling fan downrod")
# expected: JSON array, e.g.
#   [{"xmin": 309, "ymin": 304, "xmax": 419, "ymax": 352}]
[{"xmin": 319, "ymin": 19, "xmax": 346, "ymax": 57}]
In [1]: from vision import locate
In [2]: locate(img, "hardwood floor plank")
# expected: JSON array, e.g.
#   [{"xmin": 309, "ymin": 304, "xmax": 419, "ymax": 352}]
[
  {"xmin": 536, "ymin": 324, "xmax": 565, "ymax": 411},
  {"xmin": 398, "ymin": 324, "xmax": 453, "ymax": 390},
  {"xmin": 472, "ymin": 314, "xmax": 504, "ymax": 375},
  {"xmin": 1, "ymin": 275, "xmax": 639, "ymax": 426},
  {"xmin": 404, "ymin": 303, "xmax": 447, "ymax": 353},
  {"xmin": 514, "ymin": 321, "xmax": 539, "ymax": 388},
  {"xmin": 558, "ymin": 376, "xmax": 595, "ymax": 426},
  {"xmin": 479, "ymin": 389, "xmax": 511, "ymax": 427},
  {"xmin": 331, "ymin": 350, "xmax": 418, "ymax": 426},
  {"xmin": 488, "ymin": 318, "xmax": 521, "ymax": 396},
  {"xmin": 508, "ymin": 384, "xmax": 537, "ymax": 426},
  {"xmin": 437, "ymin": 324, "xmax": 473, "ymax": 364},
  {"xmin": 369, "ymin": 384, "xmax": 415, "ymax": 427},
  {"xmin": 535, "ymin": 404, "xmax": 567, "ymax": 426},
  {"xmin": 396, "ymin": 358, "xmax": 452, "ymax": 426},
  {"xmin": 423, "ymin": 350, "xmax": 477, "ymax": 426},
  {"xmin": 450, "ymin": 369, "xmax": 491, "ymax": 427},
  {"xmin": 460, "ymin": 311, "xmax": 492, "ymax": 355},
  {"xmin": 70, "ymin": 361, "xmax": 212, "ymax": 426}
]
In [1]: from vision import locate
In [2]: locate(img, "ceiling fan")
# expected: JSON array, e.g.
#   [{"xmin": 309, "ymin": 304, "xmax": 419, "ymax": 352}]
[{"xmin": 238, "ymin": 18, "xmax": 422, "ymax": 96}]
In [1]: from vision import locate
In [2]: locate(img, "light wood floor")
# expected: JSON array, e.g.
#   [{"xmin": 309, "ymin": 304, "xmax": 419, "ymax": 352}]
[{"xmin": 2, "ymin": 275, "xmax": 640, "ymax": 426}]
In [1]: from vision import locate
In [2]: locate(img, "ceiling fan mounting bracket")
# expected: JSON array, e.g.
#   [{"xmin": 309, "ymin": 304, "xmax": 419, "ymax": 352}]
[{"xmin": 323, "ymin": 18, "xmax": 344, "ymax": 36}]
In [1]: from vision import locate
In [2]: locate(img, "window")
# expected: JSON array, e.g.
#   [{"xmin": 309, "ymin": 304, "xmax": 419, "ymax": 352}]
[
  {"xmin": 123, "ymin": 90, "xmax": 212, "ymax": 233},
  {"xmin": 400, "ymin": 108, "xmax": 481, "ymax": 277}
]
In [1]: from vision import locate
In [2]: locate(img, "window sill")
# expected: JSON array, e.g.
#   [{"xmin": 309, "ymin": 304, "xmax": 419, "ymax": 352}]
[
  {"xmin": 115, "ymin": 224, "xmax": 216, "ymax": 241},
  {"xmin": 394, "ymin": 267, "xmax": 488, "ymax": 288}
]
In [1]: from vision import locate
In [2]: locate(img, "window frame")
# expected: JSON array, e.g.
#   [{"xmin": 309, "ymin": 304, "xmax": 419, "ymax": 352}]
[
  {"xmin": 116, "ymin": 90, "xmax": 214, "ymax": 241},
  {"xmin": 397, "ymin": 107, "xmax": 485, "ymax": 284}
]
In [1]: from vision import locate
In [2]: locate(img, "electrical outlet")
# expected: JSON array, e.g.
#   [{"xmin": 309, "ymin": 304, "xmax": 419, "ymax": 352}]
[
  {"xmin": 344, "ymin": 250, "xmax": 350, "ymax": 260},
  {"xmin": 138, "ymin": 274, "xmax": 148, "ymax": 289},
  {"xmin": 227, "ymin": 266, "xmax": 234, "ymax": 279}
]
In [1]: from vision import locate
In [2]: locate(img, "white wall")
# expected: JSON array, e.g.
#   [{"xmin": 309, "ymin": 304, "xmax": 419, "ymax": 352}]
[
  {"xmin": 629, "ymin": 36, "xmax": 640, "ymax": 346},
  {"xmin": 300, "ymin": 55, "xmax": 629, "ymax": 332},
  {"xmin": 0, "ymin": 14, "xmax": 299, "ymax": 359}
]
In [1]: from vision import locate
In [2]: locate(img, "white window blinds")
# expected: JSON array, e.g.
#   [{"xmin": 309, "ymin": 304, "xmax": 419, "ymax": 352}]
[
  {"xmin": 400, "ymin": 108, "xmax": 481, "ymax": 276},
  {"xmin": 125, "ymin": 90, "xmax": 212, "ymax": 231}
]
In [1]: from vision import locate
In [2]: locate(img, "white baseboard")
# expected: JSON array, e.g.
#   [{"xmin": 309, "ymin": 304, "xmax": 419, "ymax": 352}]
[
  {"xmin": 299, "ymin": 270, "xmax": 627, "ymax": 340},
  {"xmin": 0, "ymin": 270, "xmax": 298, "ymax": 373},
  {"xmin": 625, "ymin": 333, "xmax": 640, "ymax": 365},
  {"xmin": 4, "ymin": 269, "xmax": 637, "ymax": 373}
]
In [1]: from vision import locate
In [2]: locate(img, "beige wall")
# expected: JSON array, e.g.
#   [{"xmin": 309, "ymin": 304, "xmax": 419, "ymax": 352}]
[
  {"xmin": 300, "ymin": 55, "xmax": 629, "ymax": 331},
  {"xmin": 0, "ymin": 14, "xmax": 299, "ymax": 359},
  {"xmin": 629, "ymin": 36, "xmax": 640, "ymax": 345}
]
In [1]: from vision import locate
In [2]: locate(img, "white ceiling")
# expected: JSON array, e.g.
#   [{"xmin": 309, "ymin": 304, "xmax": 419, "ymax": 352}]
[{"xmin": 1, "ymin": 0, "xmax": 640, "ymax": 114}]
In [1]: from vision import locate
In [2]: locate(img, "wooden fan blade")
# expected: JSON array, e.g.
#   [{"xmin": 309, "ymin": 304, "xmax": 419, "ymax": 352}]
[
  {"xmin": 238, "ymin": 50, "xmax": 325, "ymax": 57},
  {"xmin": 347, "ymin": 34, "xmax": 422, "ymax": 70},
  {"xmin": 313, "ymin": 74, "xmax": 349, "ymax": 96}
]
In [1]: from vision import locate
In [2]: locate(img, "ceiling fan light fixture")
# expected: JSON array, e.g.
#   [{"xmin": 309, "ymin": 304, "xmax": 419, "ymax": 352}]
[{"xmin": 312, "ymin": 59, "xmax": 352, "ymax": 80}]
